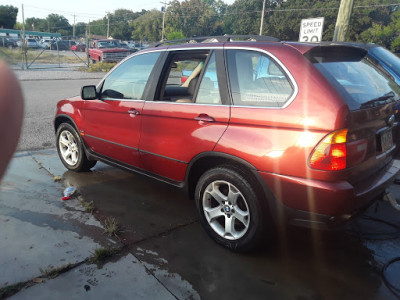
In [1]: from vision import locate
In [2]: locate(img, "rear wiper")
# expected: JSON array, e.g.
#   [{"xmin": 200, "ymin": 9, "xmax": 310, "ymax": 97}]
[{"xmin": 361, "ymin": 91, "xmax": 396, "ymax": 108}]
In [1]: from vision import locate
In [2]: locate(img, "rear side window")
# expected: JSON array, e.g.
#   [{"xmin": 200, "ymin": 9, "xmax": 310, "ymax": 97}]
[
  {"xmin": 226, "ymin": 50, "xmax": 294, "ymax": 107},
  {"xmin": 307, "ymin": 46, "xmax": 400, "ymax": 110}
]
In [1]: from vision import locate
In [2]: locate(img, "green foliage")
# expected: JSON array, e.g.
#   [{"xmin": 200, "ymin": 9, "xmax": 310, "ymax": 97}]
[
  {"xmin": 46, "ymin": 13, "xmax": 72, "ymax": 34},
  {"xmin": 25, "ymin": 17, "xmax": 47, "ymax": 32},
  {"xmin": 0, "ymin": 5, "xmax": 18, "ymax": 29},
  {"xmin": 166, "ymin": 30, "xmax": 185, "ymax": 40},
  {"xmin": 79, "ymin": 62, "xmax": 117, "ymax": 73},
  {"xmin": 166, "ymin": 0, "xmax": 227, "ymax": 38},
  {"xmin": 132, "ymin": 9, "xmax": 163, "ymax": 41}
]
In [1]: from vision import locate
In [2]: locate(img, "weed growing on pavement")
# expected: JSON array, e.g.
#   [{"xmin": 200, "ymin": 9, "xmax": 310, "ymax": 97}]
[
  {"xmin": 92, "ymin": 248, "xmax": 114, "ymax": 264},
  {"xmin": 39, "ymin": 263, "xmax": 75, "ymax": 279},
  {"xmin": 103, "ymin": 217, "xmax": 121, "ymax": 237},
  {"xmin": 81, "ymin": 200, "xmax": 95, "ymax": 213},
  {"xmin": 0, "ymin": 282, "xmax": 26, "ymax": 299}
]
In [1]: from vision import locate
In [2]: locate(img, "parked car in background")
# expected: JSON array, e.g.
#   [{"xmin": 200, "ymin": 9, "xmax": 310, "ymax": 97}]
[
  {"xmin": 120, "ymin": 41, "xmax": 137, "ymax": 53},
  {"xmin": 6, "ymin": 38, "xmax": 19, "ymax": 48},
  {"xmin": 54, "ymin": 36, "xmax": 400, "ymax": 252},
  {"xmin": 88, "ymin": 39, "xmax": 131, "ymax": 63},
  {"xmin": 39, "ymin": 38, "xmax": 52, "ymax": 49},
  {"xmin": 0, "ymin": 37, "xmax": 10, "ymax": 47},
  {"xmin": 16, "ymin": 38, "xmax": 39, "ymax": 48},
  {"xmin": 48, "ymin": 40, "xmax": 69, "ymax": 50},
  {"xmin": 26, "ymin": 38, "xmax": 39, "ymax": 48},
  {"xmin": 71, "ymin": 43, "xmax": 86, "ymax": 52}
]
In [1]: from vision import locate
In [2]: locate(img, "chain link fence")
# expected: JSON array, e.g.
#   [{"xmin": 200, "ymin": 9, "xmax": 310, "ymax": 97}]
[{"xmin": 0, "ymin": 42, "xmax": 89, "ymax": 70}]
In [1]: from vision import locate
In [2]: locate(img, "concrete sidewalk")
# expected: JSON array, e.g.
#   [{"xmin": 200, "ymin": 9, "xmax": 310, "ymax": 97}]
[{"xmin": 0, "ymin": 150, "xmax": 199, "ymax": 299}]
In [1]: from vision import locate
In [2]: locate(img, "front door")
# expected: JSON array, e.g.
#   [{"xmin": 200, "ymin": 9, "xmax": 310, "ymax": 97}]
[{"xmin": 82, "ymin": 52, "xmax": 161, "ymax": 167}]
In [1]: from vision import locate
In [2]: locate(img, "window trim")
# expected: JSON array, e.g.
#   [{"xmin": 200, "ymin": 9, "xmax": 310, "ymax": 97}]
[{"xmin": 94, "ymin": 46, "xmax": 298, "ymax": 108}]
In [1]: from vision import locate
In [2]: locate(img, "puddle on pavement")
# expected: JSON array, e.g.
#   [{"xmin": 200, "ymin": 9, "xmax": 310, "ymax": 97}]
[{"xmin": 53, "ymin": 159, "xmax": 400, "ymax": 299}]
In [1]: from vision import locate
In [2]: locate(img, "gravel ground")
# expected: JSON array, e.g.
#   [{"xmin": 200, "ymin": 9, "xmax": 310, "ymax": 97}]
[{"xmin": 13, "ymin": 68, "xmax": 105, "ymax": 81}]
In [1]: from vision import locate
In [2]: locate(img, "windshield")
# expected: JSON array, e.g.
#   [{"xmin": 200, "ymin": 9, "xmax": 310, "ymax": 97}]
[
  {"xmin": 370, "ymin": 46, "xmax": 400, "ymax": 77},
  {"xmin": 97, "ymin": 41, "xmax": 121, "ymax": 48}
]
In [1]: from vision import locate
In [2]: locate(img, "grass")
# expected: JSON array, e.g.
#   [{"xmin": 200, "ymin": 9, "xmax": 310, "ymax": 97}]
[
  {"xmin": 78, "ymin": 62, "xmax": 116, "ymax": 73},
  {"xmin": 82, "ymin": 200, "xmax": 95, "ymax": 213},
  {"xmin": 0, "ymin": 282, "xmax": 26, "ymax": 299},
  {"xmin": 91, "ymin": 248, "xmax": 115, "ymax": 264},
  {"xmin": 0, "ymin": 47, "xmax": 84, "ymax": 65},
  {"xmin": 103, "ymin": 216, "xmax": 121, "ymax": 237},
  {"xmin": 39, "ymin": 263, "xmax": 75, "ymax": 279}
]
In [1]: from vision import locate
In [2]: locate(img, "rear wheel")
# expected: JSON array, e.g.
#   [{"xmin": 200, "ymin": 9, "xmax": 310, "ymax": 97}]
[
  {"xmin": 195, "ymin": 167, "xmax": 266, "ymax": 252},
  {"xmin": 56, "ymin": 123, "xmax": 96, "ymax": 172}
]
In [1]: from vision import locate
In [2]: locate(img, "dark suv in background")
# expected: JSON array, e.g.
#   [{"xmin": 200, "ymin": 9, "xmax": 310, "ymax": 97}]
[{"xmin": 54, "ymin": 36, "xmax": 400, "ymax": 251}]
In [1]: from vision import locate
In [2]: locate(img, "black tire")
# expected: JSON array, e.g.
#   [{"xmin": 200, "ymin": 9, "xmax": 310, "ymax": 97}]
[
  {"xmin": 56, "ymin": 123, "xmax": 97, "ymax": 172},
  {"xmin": 195, "ymin": 166, "xmax": 267, "ymax": 252}
]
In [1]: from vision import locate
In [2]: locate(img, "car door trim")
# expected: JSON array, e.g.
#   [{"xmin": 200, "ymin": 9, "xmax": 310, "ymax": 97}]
[{"xmin": 85, "ymin": 134, "xmax": 138, "ymax": 151}]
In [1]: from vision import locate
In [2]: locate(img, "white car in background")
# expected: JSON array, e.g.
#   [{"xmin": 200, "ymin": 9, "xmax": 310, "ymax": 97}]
[{"xmin": 39, "ymin": 39, "xmax": 52, "ymax": 49}]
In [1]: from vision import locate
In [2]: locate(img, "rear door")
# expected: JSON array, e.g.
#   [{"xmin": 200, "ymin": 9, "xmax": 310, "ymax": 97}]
[{"xmin": 139, "ymin": 49, "xmax": 230, "ymax": 182}]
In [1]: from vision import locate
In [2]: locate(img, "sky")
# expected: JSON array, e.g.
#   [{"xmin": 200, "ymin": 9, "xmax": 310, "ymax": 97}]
[{"xmin": 0, "ymin": 0, "xmax": 236, "ymax": 25}]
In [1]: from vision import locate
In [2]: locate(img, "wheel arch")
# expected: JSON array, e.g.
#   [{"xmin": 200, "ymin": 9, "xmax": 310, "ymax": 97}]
[
  {"xmin": 185, "ymin": 152, "xmax": 278, "ymax": 217},
  {"xmin": 54, "ymin": 114, "xmax": 79, "ymax": 134}
]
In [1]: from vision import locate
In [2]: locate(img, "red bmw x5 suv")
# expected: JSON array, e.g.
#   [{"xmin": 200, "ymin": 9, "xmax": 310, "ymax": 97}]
[{"xmin": 55, "ymin": 36, "xmax": 400, "ymax": 251}]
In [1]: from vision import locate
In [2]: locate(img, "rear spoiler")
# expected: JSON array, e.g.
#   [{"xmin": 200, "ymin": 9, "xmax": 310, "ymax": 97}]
[{"xmin": 304, "ymin": 45, "xmax": 368, "ymax": 63}]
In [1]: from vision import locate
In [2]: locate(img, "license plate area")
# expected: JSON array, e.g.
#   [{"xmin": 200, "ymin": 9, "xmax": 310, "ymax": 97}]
[{"xmin": 378, "ymin": 129, "xmax": 394, "ymax": 153}]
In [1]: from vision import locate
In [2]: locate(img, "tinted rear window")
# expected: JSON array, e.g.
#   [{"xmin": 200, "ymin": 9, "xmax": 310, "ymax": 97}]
[{"xmin": 306, "ymin": 46, "xmax": 400, "ymax": 110}]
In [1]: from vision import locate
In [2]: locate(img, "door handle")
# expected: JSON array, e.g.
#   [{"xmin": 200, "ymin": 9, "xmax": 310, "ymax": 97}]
[
  {"xmin": 194, "ymin": 114, "xmax": 215, "ymax": 123},
  {"xmin": 128, "ymin": 109, "xmax": 140, "ymax": 115}
]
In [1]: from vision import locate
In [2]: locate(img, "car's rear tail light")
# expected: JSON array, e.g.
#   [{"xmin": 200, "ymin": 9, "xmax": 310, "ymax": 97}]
[{"xmin": 309, "ymin": 129, "xmax": 348, "ymax": 171}]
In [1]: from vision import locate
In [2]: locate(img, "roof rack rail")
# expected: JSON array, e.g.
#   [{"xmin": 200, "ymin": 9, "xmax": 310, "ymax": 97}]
[{"xmin": 151, "ymin": 35, "xmax": 280, "ymax": 47}]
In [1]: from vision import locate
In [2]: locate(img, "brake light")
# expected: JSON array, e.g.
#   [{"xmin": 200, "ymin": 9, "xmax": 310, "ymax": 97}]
[{"xmin": 309, "ymin": 129, "xmax": 348, "ymax": 171}]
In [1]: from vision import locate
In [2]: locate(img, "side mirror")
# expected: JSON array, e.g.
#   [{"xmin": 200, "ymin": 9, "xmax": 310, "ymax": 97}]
[{"xmin": 81, "ymin": 85, "xmax": 98, "ymax": 100}]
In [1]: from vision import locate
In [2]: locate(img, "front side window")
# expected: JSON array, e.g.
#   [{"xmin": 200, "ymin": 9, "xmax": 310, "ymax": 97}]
[
  {"xmin": 227, "ymin": 50, "xmax": 294, "ymax": 107},
  {"xmin": 101, "ymin": 52, "xmax": 160, "ymax": 100}
]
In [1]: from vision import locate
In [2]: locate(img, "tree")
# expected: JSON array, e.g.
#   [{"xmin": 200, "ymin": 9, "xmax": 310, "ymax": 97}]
[
  {"xmin": 25, "ymin": 17, "xmax": 48, "ymax": 32},
  {"xmin": 166, "ymin": 30, "xmax": 185, "ymax": 40},
  {"xmin": 0, "ymin": 5, "xmax": 18, "ymax": 29},
  {"xmin": 108, "ymin": 9, "xmax": 145, "ymax": 40},
  {"xmin": 166, "ymin": 0, "xmax": 227, "ymax": 37},
  {"xmin": 74, "ymin": 22, "xmax": 87, "ymax": 37},
  {"xmin": 132, "ymin": 9, "xmax": 163, "ymax": 41},
  {"xmin": 46, "ymin": 14, "xmax": 72, "ymax": 34}
]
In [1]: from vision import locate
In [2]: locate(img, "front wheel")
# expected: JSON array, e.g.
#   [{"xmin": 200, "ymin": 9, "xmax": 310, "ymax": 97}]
[
  {"xmin": 195, "ymin": 167, "xmax": 267, "ymax": 252},
  {"xmin": 56, "ymin": 123, "xmax": 97, "ymax": 172}
]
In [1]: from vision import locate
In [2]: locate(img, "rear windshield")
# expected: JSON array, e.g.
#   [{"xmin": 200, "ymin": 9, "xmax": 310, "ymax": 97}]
[{"xmin": 306, "ymin": 46, "xmax": 400, "ymax": 110}]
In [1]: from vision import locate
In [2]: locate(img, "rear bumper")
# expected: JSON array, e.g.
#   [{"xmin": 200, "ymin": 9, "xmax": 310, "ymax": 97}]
[{"xmin": 258, "ymin": 158, "xmax": 400, "ymax": 228}]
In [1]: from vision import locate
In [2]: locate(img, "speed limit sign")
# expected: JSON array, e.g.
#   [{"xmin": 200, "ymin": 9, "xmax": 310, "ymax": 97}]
[{"xmin": 299, "ymin": 17, "xmax": 325, "ymax": 43}]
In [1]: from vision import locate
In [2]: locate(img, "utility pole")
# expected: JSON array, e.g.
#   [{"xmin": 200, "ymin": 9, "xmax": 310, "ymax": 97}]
[
  {"xmin": 333, "ymin": 0, "xmax": 354, "ymax": 41},
  {"xmin": 161, "ymin": 1, "xmax": 167, "ymax": 41},
  {"xmin": 107, "ymin": 14, "xmax": 110, "ymax": 39},
  {"xmin": 73, "ymin": 14, "xmax": 76, "ymax": 39},
  {"xmin": 21, "ymin": 4, "xmax": 27, "ymax": 69},
  {"xmin": 259, "ymin": 0, "xmax": 266, "ymax": 36}
]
